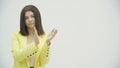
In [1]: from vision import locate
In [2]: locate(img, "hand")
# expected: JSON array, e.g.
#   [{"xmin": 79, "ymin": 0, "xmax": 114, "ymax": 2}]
[
  {"xmin": 47, "ymin": 28, "xmax": 57, "ymax": 41},
  {"xmin": 33, "ymin": 27, "xmax": 38, "ymax": 35},
  {"xmin": 46, "ymin": 28, "xmax": 57, "ymax": 46},
  {"xmin": 33, "ymin": 27, "xmax": 39, "ymax": 46}
]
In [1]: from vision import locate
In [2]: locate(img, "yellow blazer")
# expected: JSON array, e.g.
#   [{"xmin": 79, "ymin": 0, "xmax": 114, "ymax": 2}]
[{"xmin": 11, "ymin": 31, "xmax": 50, "ymax": 68}]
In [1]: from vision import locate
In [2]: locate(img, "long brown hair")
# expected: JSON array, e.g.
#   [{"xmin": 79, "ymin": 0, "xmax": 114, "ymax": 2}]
[{"xmin": 20, "ymin": 5, "xmax": 45, "ymax": 36}]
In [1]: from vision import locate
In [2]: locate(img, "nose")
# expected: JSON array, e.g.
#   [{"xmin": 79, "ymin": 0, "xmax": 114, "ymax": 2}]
[{"xmin": 28, "ymin": 17, "xmax": 33, "ymax": 22}]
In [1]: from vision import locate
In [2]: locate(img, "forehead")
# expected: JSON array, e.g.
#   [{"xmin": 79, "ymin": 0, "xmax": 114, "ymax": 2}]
[{"xmin": 25, "ymin": 11, "xmax": 34, "ymax": 16}]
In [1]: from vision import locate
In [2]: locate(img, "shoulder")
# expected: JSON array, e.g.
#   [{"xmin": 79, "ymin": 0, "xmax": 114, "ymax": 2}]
[
  {"xmin": 40, "ymin": 34, "xmax": 47, "ymax": 40},
  {"xmin": 12, "ymin": 31, "xmax": 20, "ymax": 36},
  {"xmin": 12, "ymin": 31, "xmax": 23, "ymax": 38}
]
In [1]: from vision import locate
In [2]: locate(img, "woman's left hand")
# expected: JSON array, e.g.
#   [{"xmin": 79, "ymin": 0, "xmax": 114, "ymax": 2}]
[{"xmin": 47, "ymin": 28, "xmax": 57, "ymax": 45}]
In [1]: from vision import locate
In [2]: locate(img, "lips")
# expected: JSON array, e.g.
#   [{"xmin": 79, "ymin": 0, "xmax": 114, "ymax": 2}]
[{"xmin": 28, "ymin": 22, "xmax": 34, "ymax": 25}]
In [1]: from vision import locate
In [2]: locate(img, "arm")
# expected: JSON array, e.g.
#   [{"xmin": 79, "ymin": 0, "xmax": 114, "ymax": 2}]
[
  {"xmin": 39, "ymin": 35, "xmax": 50, "ymax": 65},
  {"xmin": 11, "ymin": 32, "xmax": 38, "ymax": 62},
  {"xmin": 39, "ymin": 28, "xmax": 58, "ymax": 65}
]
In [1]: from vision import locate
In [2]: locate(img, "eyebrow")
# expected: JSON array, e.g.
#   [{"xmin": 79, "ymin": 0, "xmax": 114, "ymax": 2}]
[{"xmin": 25, "ymin": 14, "xmax": 34, "ymax": 18}]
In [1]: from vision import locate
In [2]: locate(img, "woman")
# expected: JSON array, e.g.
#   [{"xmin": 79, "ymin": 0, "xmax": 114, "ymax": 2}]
[{"xmin": 11, "ymin": 5, "xmax": 57, "ymax": 68}]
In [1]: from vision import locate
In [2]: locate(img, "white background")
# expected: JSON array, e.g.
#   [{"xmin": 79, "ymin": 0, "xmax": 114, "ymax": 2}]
[{"xmin": 0, "ymin": 0, "xmax": 120, "ymax": 68}]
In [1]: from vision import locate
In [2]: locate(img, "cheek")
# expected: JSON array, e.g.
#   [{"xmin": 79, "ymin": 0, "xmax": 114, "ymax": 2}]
[
  {"xmin": 25, "ymin": 20, "xmax": 29, "ymax": 27},
  {"xmin": 33, "ymin": 19, "xmax": 35, "ymax": 24},
  {"xmin": 25, "ymin": 20, "xmax": 28, "ymax": 25},
  {"xmin": 33, "ymin": 18, "xmax": 35, "ymax": 22}
]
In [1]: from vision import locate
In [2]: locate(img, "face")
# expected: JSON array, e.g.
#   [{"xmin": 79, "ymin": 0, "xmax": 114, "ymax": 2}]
[{"xmin": 25, "ymin": 11, "xmax": 35, "ymax": 29}]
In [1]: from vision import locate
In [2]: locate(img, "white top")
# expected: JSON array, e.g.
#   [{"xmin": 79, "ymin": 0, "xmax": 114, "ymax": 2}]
[{"xmin": 29, "ymin": 55, "xmax": 36, "ymax": 67}]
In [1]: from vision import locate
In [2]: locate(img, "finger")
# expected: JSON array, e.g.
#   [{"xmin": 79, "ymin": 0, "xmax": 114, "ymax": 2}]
[
  {"xmin": 34, "ymin": 27, "xmax": 37, "ymax": 34},
  {"xmin": 49, "ymin": 28, "xmax": 57, "ymax": 40},
  {"xmin": 51, "ymin": 29, "xmax": 57, "ymax": 37}
]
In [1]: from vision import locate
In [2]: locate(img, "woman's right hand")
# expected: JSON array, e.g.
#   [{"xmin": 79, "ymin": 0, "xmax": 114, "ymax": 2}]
[{"xmin": 33, "ymin": 27, "xmax": 40, "ymax": 46}]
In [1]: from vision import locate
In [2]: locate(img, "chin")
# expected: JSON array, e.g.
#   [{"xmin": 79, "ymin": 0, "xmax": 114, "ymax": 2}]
[{"xmin": 28, "ymin": 25, "xmax": 34, "ymax": 29}]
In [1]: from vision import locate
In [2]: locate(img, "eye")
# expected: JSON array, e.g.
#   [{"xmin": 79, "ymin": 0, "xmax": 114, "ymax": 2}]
[{"xmin": 31, "ymin": 15, "xmax": 35, "ymax": 18}]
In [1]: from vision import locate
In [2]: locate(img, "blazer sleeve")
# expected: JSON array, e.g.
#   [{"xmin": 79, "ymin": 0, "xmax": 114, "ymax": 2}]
[
  {"xmin": 38, "ymin": 35, "xmax": 50, "ymax": 65},
  {"xmin": 11, "ymin": 32, "xmax": 38, "ymax": 62}
]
